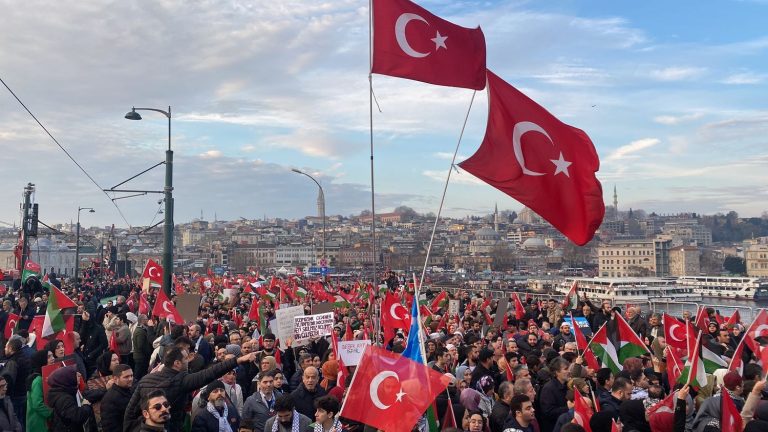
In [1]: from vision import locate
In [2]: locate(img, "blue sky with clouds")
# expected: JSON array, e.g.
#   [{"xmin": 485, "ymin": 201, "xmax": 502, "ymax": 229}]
[{"xmin": 0, "ymin": 0, "xmax": 766, "ymax": 228}]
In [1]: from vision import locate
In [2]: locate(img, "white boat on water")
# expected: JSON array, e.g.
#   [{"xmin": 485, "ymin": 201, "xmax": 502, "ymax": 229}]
[
  {"xmin": 675, "ymin": 275, "xmax": 767, "ymax": 300},
  {"xmin": 557, "ymin": 277, "xmax": 703, "ymax": 304}
]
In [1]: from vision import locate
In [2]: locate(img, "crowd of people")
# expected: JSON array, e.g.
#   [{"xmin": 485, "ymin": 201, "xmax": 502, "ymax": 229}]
[{"xmin": 0, "ymin": 269, "xmax": 766, "ymax": 432}]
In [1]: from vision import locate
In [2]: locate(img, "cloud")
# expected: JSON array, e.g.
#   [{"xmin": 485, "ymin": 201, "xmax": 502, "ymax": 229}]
[
  {"xmin": 434, "ymin": 151, "xmax": 469, "ymax": 161},
  {"xmin": 653, "ymin": 113, "xmax": 705, "ymax": 125},
  {"xmin": 422, "ymin": 169, "xmax": 485, "ymax": 185},
  {"xmin": 649, "ymin": 67, "xmax": 707, "ymax": 81},
  {"xmin": 200, "ymin": 150, "xmax": 222, "ymax": 159},
  {"xmin": 722, "ymin": 72, "xmax": 766, "ymax": 84},
  {"xmin": 533, "ymin": 64, "xmax": 610, "ymax": 86},
  {"xmin": 241, "ymin": 145, "xmax": 256, "ymax": 153},
  {"xmin": 605, "ymin": 138, "xmax": 660, "ymax": 162}
]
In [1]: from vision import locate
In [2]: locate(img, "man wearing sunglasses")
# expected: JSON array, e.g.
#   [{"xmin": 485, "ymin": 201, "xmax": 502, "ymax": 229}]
[{"xmin": 140, "ymin": 390, "xmax": 171, "ymax": 432}]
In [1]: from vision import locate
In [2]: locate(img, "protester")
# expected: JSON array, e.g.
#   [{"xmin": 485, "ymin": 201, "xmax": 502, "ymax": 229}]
[
  {"xmin": 25, "ymin": 349, "xmax": 54, "ymax": 432},
  {"xmin": 100, "ymin": 364, "xmax": 134, "ymax": 432},
  {"xmin": 191, "ymin": 380, "xmax": 240, "ymax": 432},
  {"xmin": 263, "ymin": 394, "xmax": 312, "ymax": 432},
  {"xmin": 47, "ymin": 366, "xmax": 95, "ymax": 432},
  {"xmin": 0, "ymin": 376, "xmax": 22, "ymax": 432},
  {"xmin": 139, "ymin": 390, "xmax": 171, "ymax": 432}
]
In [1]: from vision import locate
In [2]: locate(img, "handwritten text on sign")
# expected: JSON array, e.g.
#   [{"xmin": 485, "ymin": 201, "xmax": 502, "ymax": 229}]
[
  {"xmin": 293, "ymin": 312, "xmax": 334, "ymax": 342},
  {"xmin": 338, "ymin": 340, "xmax": 371, "ymax": 366}
]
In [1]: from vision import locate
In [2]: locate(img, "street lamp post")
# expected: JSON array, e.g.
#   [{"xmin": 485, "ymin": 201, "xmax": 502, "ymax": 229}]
[
  {"xmin": 75, "ymin": 207, "xmax": 95, "ymax": 284},
  {"xmin": 125, "ymin": 106, "xmax": 173, "ymax": 296},
  {"xmin": 292, "ymin": 169, "xmax": 326, "ymax": 263}
]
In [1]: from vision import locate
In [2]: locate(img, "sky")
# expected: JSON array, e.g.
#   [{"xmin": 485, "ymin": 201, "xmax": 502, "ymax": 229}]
[{"xmin": 0, "ymin": 0, "xmax": 767, "ymax": 229}]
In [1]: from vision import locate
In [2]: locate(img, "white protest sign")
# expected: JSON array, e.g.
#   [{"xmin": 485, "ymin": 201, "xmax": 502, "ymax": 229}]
[
  {"xmin": 338, "ymin": 340, "xmax": 371, "ymax": 366},
  {"xmin": 293, "ymin": 312, "xmax": 335, "ymax": 343},
  {"xmin": 448, "ymin": 299, "xmax": 460, "ymax": 317},
  {"xmin": 274, "ymin": 306, "xmax": 306, "ymax": 349}
]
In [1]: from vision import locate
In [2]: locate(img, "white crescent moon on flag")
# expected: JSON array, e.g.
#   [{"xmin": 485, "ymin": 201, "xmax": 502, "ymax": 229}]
[
  {"xmin": 8, "ymin": 319, "xmax": 16, "ymax": 329},
  {"xmin": 390, "ymin": 303, "xmax": 407, "ymax": 321},
  {"xmin": 395, "ymin": 13, "xmax": 430, "ymax": 58},
  {"xmin": 148, "ymin": 267, "xmax": 159, "ymax": 278},
  {"xmin": 752, "ymin": 324, "xmax": 768, "ymax": 339},
  {"xmin": 512, "ymin": 121, "xmax": 555, "ymax": 176},
  {"xmin": 668, "ymin": 323, "xmax": 684, "ymax": 342},
  {"xmin": 369, "ymin": 371, "xmax": 399, "ymax": 410},
  {"xmin": 162, "ymin": 301, "xmax": 173, "ymax": 314}
]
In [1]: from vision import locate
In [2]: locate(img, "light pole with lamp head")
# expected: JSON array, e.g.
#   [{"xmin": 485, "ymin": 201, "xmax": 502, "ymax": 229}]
[
  {"xmin": 292, "ymin": 169, "xmax": 326, "ymax": 264},
  {"xmin": 75, "ymin": 207, "xmax": 95, "ymax": 284},
  {"xmin": 124, "ymin": 106, "xmax": 173, "ymax": 296}
]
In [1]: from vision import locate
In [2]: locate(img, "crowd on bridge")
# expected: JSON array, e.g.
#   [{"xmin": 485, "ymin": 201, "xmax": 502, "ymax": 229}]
[{"xmin": 0, "ymin": 266, "xmax": 766, "ymax": 432}]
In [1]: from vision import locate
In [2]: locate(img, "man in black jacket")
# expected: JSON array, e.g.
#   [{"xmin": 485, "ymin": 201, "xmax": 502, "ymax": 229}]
[
  {"xmin": 537, "ymin": 358, "xmax": 569, "ymax": 432},
  {"xmin": 123, "ymin": 346, "xmax": 258, "ymax": 432},
  {"xmin": 2, "ymin": 338, "xmax": 30, "ymax": 430},
  {"xmin": 79, "ymin": 310, "xmax": 108, "ymax": 375},
  {"xmin": 289, "ymin": 366, "xmax": 326, "ymax": 420},
  {"xmin": 490, "ymin": 381, "xmax": 514, "ymax": 432},
  {"xmin": 100, "ymin": 364, "xmax": 134, "ymax": 432}
]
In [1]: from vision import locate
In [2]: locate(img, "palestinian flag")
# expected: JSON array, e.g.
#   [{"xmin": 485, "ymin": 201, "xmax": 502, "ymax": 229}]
[
  {"xmin": 42, "ymin": 283, "xmax": 77, "ymax": 337},
  {"xmin": 332, "ymin": 295, "xmax": 350, "ymax": 308},
  {"xmin": 248, "ymin": 300, "xmax": 268, "ymax": 335},
  {"xmin": 615, "ymin": 313, "xmax": 650, "ymax": 363},
  {"xmin": 22, "ymin": 260, "xmax": 42, "ymax": 282},
  {"xmin": 295, "ymin": 286, "xmax": 308, "ymax": 297},
  {"xmin": 562, "ymin": 280, "xmax": 579, "ymax": 310},
  {"xmin": 589, "ymin": 323, "xmax": 621, "ymax": 374},
  {"xmin": 678, "ymin": 332, "xmax": 707, "ymax": 389},
  {"xmin": 430, "ymin": 291, "xmax": 448, "ymax": 313},
  {"xmin": 701, "ymin": 344, "xmax": 728, "ymax": 373}
]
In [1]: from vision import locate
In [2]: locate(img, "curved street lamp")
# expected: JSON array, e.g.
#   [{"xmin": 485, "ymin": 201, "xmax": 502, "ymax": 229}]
[
  {"xmin": 124, "ymin": 106, "xmax": 174, "ymax": 295},
  {"xmin": 292, "ymin": 168, "xmax": 326, "ymax": 263}
]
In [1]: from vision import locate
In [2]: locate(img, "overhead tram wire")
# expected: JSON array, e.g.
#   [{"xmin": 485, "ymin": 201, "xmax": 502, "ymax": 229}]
[{"xmin": 0, "ymin": 76, "xmax": 133, "ymax": 228}]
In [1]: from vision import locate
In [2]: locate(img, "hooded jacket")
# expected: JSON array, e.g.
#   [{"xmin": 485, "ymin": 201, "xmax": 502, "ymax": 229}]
[{"xmin": 47, "ymin": 366, "xmax": 96, "ymax": 432}]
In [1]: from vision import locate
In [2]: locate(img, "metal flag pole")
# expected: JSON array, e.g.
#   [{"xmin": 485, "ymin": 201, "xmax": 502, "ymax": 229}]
[{"xmin": 416, "ymin": 90, "xmax": 477, "ymax": 294}]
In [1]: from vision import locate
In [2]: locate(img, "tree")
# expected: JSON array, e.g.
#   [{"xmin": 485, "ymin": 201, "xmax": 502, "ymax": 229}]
[{"xmin": 723, "ymin": 256, "xmax": 746, "ymax": 275}]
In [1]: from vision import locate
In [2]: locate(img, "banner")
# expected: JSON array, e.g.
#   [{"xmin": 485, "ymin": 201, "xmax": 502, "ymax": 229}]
[
  {"xmin": 274, "ymin": 305, "xmax": 305, "ymax": 349},
  {"xmin": 293, "ymin": 312, "xmax": 334, "ymax": 343},
  {"xmin": 567, "ymin": 316, "xmax": 592, "ymax": 337},
  {"xmin": 338, "ymin": 340, "xmax": 371, "ymax": 366},
  {"xmin": 448, "ymin": 300, "xmax": 460, "ymax": 317}
]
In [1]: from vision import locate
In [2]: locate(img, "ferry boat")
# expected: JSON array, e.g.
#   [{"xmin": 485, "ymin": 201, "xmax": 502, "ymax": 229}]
[
  {"xmin": 676, "ymin": 275, "xmax": 767, "ymax": 300},
  {"xmin": 556, "ymin": 277, "xmax": 703, "ymax": 304}
]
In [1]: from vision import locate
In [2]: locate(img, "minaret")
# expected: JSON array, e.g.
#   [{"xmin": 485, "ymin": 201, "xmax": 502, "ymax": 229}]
[
  {"xmin": 613, "ymin": 186, "xmax": 619, "ymax": 220},
  {"xmin": 494, "ymin": 203, "xmax": 499, "ymax": 232}
]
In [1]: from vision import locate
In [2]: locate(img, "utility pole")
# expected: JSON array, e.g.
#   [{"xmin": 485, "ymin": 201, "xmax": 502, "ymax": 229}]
[{"xmin": 19, "ymin": 183, "xmax": 34, "ymax": 273}]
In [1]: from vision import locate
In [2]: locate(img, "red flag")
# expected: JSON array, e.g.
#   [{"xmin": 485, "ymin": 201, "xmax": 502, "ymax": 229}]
[
  {"xmin": 381, "ymin": 292, "xmax": 411, "ymax": 343},
  {"xmin": 151, "ymin": 289, "xmax": 184, "ymax": 324},
  {"xmin": 458, "ymin": 71, "xmax": 604, "ymax": 245},
  {"xmin": 743, "ymin": 309, "xmax": 768, "ymax": 354},
  {"xmin": 29, "ymin": 315, "xmax": 45, "ymax": 335},
  {"xmin": 248, "ymin": 299, "xmax": 260, "ymax": 322},
  {"xmin": 142, "ymin": 259, "xmax": 163, "ymax": 285},
  {"xmin": 573, "ymin": 390, "xmax": 593, "ymax": 432},
  {"xmin": 758, "ymin": 344, "xmax": 768, "ymax": 378},
  {"xmin": 571, "ymin": 313, "xmax": 599, "ymax": 370},
  {"xmin": 612, "ymin": 419, "xmax": 622, "ymax": 432},
  {"xmin": 372, "ymin": 0, "xmax": 486, "ymax": 90},
  {"xmin": 694, "ymin": 307, "xmax": 709, "ymax": 332},
  {"xmin": 724, "ymin": 310, "xmax": 740, "ymax": 331},
  {"xmin": 331, "ymin": 331, "xmax": 349, "ymax": 390},
  {"xmin": 720, "ymin": 385, "xmax": 743, "ymax": 432},
  {"xmin": 665, "ymin": 346, "xmax": 683, "ymax": 386},
  {"xmin": 139, "ymin": 292, "xmax": 150, "ymax": 315},
  {"xmin": 728, "ymin": 335, "xmax": 746, "ymax": 375},
  {"xmin": 4, "ymin": 313, "xmax": 19, "ymax": 339},
  {"xmin": 339, "ymin": 346, "xmax": 450, "ymax": 432},
  {"xmin": 345, "ymin": 322, "xmax": 354, "ymax": 342},
  {"xmin": 513, "ymin": 293, "xmax": 525, "ymax": 320},
  {"xmin": 441, "ymin": 395, "xmax": 458, "ymax": 430},
  {"xmin": 663, "ymin": 313, "xmax": 696, "ymax": 351}
]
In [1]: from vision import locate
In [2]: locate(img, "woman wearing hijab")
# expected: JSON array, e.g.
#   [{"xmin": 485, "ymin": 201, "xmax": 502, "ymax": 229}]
[
  {"xmin": 48, "ymin": 366, "xmax": 96, "ymax": 432},
  {"xmin": 26, "ymin": 349, "xmax": 55, "ymax": 432},
  {"xmin": 85, "ymin": 350, "xmax": 119, "ymax": 426},
  {"xmin": 259, "ymin": 355, "xmax": 277, "ymax": 374},
  {"xmin": 319, "ymin": 360, "xmax": 339, "ymax": 392}
]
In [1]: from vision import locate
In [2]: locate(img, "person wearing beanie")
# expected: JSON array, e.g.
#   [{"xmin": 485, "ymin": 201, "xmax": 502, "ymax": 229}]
[{"xmin": 192, "ymin": 380, "xmax": 241, "ymax": 432}]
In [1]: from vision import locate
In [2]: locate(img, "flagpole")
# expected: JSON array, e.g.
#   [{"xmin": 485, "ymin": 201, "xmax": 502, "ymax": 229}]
[
  {"xmin": 368, "ymin": 0, "xmax": 382, "ymax": 347},
  {"xmin": 416, "ymin": 90, "xmax": 477, "ymax": 295}
]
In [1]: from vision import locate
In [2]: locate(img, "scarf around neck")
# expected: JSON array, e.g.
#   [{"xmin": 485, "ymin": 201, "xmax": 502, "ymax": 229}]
[
  {"xmin": 206, "ymin": 401, "xmax": 233, "ymax": 432},
  {"xmin": 272, "ymin": 409, "xmax": 302, "ymax": 432},
  {"xmin": 313, "ymin": 418, "xmax": 343, "ymax": 432}
]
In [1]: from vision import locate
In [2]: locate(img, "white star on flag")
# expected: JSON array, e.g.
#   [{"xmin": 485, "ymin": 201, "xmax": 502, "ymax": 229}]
[
  {"xmin": 431, "ymin": 31, "xmax": 447, "ymax": 50},
  {"xmin": 550, "ymin": 152, "xmax": 572, "ymax": 177}
]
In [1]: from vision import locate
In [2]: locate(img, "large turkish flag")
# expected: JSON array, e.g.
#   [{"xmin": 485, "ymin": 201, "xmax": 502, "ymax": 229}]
[
  {"xmin": 142, "ymin": 259, "xmax": 164, "ymax": 285},
  {"xmin": 381, "ymin": 292, "xmax": 411, "ymax": 343},
  {"xmin": 151, "ymin": 289, "xmax": 184, "ymax": 324},
  {"xmin": 372, "ymin": 0, "xmax": 486, "ymax": 90},
  {"xmin": 459, "ymin": 71, "xmax": 605, "ymax": 245},
  {"xmin": 340, "ymin": 346, "xmax": 449, "ymax": 432}
]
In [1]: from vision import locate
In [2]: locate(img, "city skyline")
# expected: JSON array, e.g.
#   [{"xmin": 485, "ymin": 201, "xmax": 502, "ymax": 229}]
[{"xmin": 1, "ymin": 1, "xmax": 766, "ymax": 228}]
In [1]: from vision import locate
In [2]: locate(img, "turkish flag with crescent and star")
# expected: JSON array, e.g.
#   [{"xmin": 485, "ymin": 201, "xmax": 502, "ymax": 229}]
[
  {"xmin": 372, "ymin": 0, "xmax": 486, "ymax": 90},
  {"xmin": 142, "ymin": 259, "xmax": 164, "ymax": 285},
  {"xmin": 459, "ymin": 70, "xmax": 605, "ymax": 245},
  {"xmin": 151, "ymin": 289, "xmax": 184, "ymax": 324},
  {"xmin": 663, "ymin": 313, "xmax": 697, "ymax": 352},
  {"xmin": 381, "ymin": 291, "xmax": 411, "ymax": 343},
  {"xmin": 4, "ymin": 313, "xmax": 19, "ymax": 339},
  {"xmin": 339, "ymin": 345, "xmax": 450, "ymax": 432}
]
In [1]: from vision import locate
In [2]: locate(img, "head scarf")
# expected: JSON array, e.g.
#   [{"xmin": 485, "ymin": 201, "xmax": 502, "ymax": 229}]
[
  {"xmin": 320, "ymin": 360, "xmax": 340, "ymax": 391},
  {"xmin": 48, "ymin": 365, "xmax": 78, "ymax": 396}
]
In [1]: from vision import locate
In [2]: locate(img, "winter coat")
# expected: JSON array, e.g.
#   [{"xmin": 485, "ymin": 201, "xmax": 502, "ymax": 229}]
[
  {"xmin": 242, "ymin": 392, "xmax": 277, "ymax": 432},
  {"xmin": 132, "ymin": 325, "xmax": 154, "ymax": 360},
  {"xmin": 191, "ymin": 402, "xmax": 240, "ymax": 432},
  {"xmin": 123, "ymin": 357, "xmax": 239, "ymax": 432},
  {"xmin": 112, "ymin": 324, "xmax": 132, "ymax": 356},
  {"xmin": 538, "ymin": 378, "xmax": 568, "ymax": 432},
  {"xmin": 48, "ymin": 367, "xmax": 96, "ymax": 432},
  {"xmin": 290, "ymin": 384, "xmax": 327, "ymax": 421},
  {"xmin": 2, "ymin": 350, "xmax": 31, "ymax": 398},
  {"xmin": 26, "ymin": 374, "xmax": 52, "ymax": 432},
  {"xmin": 0, "ymin": 395, "xmax": 22, "ymax": 432},
  {"xmin": 100, "ymin": 384, "xmax": 133, "ymax": 432}
]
